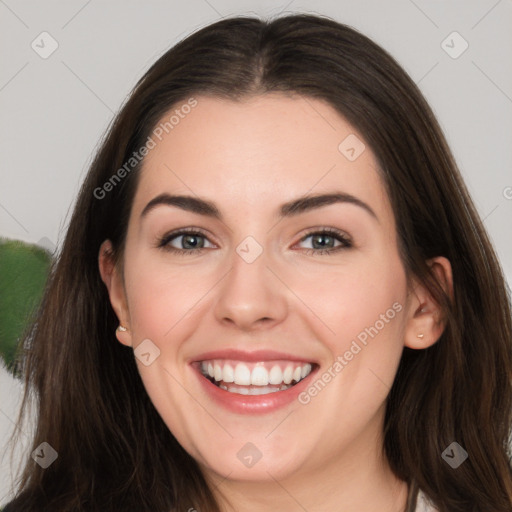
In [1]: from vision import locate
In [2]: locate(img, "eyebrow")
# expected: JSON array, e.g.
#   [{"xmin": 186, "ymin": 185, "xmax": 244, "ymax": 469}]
[{"xmin": 140, "ymin": 192, "xmax": 378, "ymax": 222}]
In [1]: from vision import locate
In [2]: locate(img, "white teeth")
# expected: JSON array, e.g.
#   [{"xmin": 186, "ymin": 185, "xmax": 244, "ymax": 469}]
[
  {"xmin": 269, "ymin": 365, "xmax": 283, "ymax": 385},
  {"xmin": 283, "ymin": 366, "xmax": 293, "ymax": 384},
  {"xmin": 251, "ymin": 366, "xmax": 269, "ymax": 386},
  {"xmin": 214, "ymin": 363, "xmax": 223, "ymax": 381},
  {"xmin": 301, "ymin": 363, "xmax": 312, "ymax": 379},
  {"xmin": 234, "ymin": 363, "xmax": 251, "ymax": 385},
  {"xmin": 223, "ymin": 363, "xmax": 234, "ymax": 383},
  {"xmin": 200, "ymin": 360, "xmax": 314, "ymax": 391},
  {"xmin": 220, "ymin": 384, "xmax": 286, "ymax": 395},
  {"xmin": 247, "ymin": 386, "xmax": 281, "ymax": 395}
]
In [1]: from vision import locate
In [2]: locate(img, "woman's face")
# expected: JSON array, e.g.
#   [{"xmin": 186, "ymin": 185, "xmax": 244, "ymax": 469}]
[{"xmin": 107, "ymin": 93, "xmax": 415, "ymax": 482}]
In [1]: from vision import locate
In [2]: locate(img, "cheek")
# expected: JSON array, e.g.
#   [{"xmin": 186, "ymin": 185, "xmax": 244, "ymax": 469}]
[
  {"xmin": 123, "ymin": 252, "xmax": 212, "ymax": 338},
  {"xmin": 294, "ymin": 255, "xmax": 408, "ymax": 421},
  {"xmin": 121, "ymin": 254, "xmax": 213, "ymax": 443},
  {"xmin": 295, "ymin": 254, "xmax": 407, "ymax": 352},
  {"xmin": 293, "ymin": 256, "xmax": 408, "ymax": 431}
]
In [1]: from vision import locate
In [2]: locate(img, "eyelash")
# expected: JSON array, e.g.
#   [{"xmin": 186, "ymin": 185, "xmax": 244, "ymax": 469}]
[
  {"xmin": 300, "ymin": 227, "xmax": 353, "ymax": 255},
  {"xmin": 157, "ymin": 227, "xmax": 353, "ymax": 257}
]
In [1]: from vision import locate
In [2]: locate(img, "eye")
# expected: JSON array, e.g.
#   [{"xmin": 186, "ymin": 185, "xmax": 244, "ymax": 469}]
[
  {"xmin": 157, "ymin": 228, "xmax": 214, "ymax": 255},
  {"xmin": 157, "ymin": 227, "xmax": 352, "ymax": 256},
  {"xmin": 296, "ymin": 228, "xmax": 353, "ymax": 255}
]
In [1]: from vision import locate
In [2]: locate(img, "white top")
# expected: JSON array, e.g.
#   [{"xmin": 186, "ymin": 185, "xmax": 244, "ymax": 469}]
[{"xmin": 416, "ymin": 489, "xmax": 439, "ymax": 511}]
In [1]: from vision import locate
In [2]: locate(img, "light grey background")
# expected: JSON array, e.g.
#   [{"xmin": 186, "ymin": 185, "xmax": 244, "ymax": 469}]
[{"xmin": 1, "ymin": 0, "xmax": 511, "ymax": 505}]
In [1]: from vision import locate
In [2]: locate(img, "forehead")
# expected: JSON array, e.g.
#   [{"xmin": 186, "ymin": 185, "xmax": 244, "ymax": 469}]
[{"xmin": 132, "ymin": 93, "xmax": 391, "ymax": 223}]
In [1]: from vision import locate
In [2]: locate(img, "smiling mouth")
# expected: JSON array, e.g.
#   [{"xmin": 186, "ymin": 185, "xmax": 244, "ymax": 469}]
[{"xmin": 198, "ymin": 359, "xmax": 315, "ymax": 395}]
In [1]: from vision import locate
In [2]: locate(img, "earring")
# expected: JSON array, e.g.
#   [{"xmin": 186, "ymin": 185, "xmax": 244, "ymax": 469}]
[
  {"xmin": 417, "ymin": 333, "xmax": 424, "ymax": 339},
  {"xmin": 117, "ymin": 325, "xmax": 127, "ymax": 332}
]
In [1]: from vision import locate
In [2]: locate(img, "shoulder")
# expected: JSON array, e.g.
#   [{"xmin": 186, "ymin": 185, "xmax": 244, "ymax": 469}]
[{"xmin": 416, "ymin": 489, "xmax": 439, "ymax": 512}]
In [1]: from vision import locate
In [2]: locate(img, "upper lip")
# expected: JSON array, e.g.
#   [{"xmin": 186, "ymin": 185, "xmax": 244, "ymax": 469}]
[{"xmin": 191, "ymin": 349, "xmax": 317, "ymax": 364}]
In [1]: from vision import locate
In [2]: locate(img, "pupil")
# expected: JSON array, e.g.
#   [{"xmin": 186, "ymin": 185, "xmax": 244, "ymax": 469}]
[
  {"xmin": 183, "ymin": 235, "xmax": 202, "ymax": 249},
  {"xmin": 313, "ymin": 235, "xmax": 333, "ymax": 249}
]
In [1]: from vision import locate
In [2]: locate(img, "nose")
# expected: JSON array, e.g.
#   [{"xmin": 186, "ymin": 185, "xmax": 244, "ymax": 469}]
[{"xmin": 213, "ymin": 242, "xmax": 289, "ymax": 332}]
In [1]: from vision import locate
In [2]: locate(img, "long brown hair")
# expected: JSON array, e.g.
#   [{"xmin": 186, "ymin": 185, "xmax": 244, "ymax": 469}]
[{"xmin": 5, "ymin": 13, "xmax": 512, "ymax": 512}]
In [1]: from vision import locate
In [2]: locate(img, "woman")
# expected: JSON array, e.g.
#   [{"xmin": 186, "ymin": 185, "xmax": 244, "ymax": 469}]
[{"xmin": 3, "ymin": 13, "xmax": 512, "ymax": 512}]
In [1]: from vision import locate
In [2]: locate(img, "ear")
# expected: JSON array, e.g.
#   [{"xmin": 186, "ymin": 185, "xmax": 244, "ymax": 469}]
[
  {"xmin": 98, "ymin": 240, "xmax": 133, "ymax": 347},
  {"xmin": 404, "ymin": 256, "xmax": 453, "ymax": 350}
]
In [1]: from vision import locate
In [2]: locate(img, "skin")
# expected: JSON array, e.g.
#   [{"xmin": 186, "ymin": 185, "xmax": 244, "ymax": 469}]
[{"xmin": 99, "ymin": 93, "xmax": 452, "ymax": 512}]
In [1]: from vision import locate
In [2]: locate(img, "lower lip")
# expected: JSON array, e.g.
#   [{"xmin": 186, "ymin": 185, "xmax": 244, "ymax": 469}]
[{"xmin": 193, "ymin": 364, "xmax": 317, "ymax": 414}]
